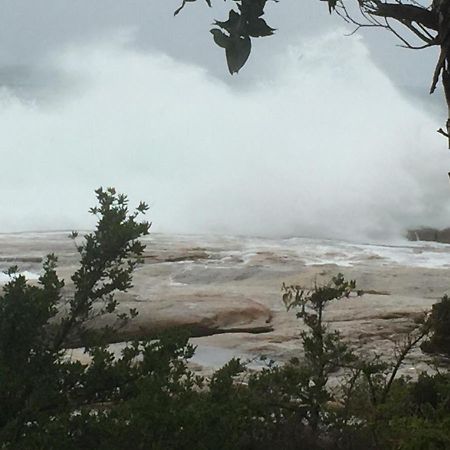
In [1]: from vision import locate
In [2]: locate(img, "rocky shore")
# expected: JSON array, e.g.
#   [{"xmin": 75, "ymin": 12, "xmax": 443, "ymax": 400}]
[
  {"xmin": 407, "ymin": 227, "xmax": 450, "ymax": 244},
  {"xmin": 1, "ymin": 231, "xmax": 449, "ymax": 373}
]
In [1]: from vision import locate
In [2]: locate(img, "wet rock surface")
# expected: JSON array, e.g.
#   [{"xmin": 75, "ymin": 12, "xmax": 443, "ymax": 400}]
[
  {"xmin": 71, "ymin": 293, "xmax": 273, "ymax": 346},
  {"xmin": 1, "ymin": 231, "xmax": 450, "ymax": 374},
  {"xmin": 407, "ymin": 227, "xmax": 450, "ymax": 244}
]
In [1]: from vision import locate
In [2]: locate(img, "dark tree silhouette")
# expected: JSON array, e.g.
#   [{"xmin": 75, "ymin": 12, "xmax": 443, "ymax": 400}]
[
  {"xmin": 330, "ymin": 0, "xmax": 450, "ymax": 146},
  {"xmin": 176, "ymin": 0, "xmax": 450, "ymax": 148}
]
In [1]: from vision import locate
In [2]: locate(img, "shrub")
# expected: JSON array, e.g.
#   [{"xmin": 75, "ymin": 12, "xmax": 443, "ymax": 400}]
[
  {"xmin": 1, "ymin": 191, "xmax": 449, "ymax": 449},
  {"xmin": 422, "ymin": 295, "xmax": 450, "ymax": 357}
]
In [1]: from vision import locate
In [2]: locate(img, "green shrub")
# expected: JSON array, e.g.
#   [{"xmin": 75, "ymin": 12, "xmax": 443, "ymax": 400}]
[
  {"xmin": 422, "ymin": 295, "xmax": 450, "ymax": 357},
  {"xmin": 1, "ymin": 191, "xmax": 449, "ymax": 450}
]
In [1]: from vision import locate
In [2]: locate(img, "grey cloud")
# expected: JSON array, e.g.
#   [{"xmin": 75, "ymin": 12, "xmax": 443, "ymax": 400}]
[{"xmin": 0, "ymin": 0, "xmax": 439, "ymax": 90}]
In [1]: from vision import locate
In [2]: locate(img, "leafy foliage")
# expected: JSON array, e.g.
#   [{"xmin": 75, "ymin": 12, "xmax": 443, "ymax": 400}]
[
  {"xmin": 282, "ymin": 275, "xmax": 361, "ymax": 431},
  {"xmin": 174, "ymin": 0, "xmax": 442, "ymax": 75},
  {"xmin": 0, "ymin": 187, "xmax": 150, "ymax": 447},
  {"xmin": 1, "ymin": 191, "xmax": 449, "ymax": 449},
  {"xmin": 210, "ymin": 0, "xmax": 274, "ymax": 74},
  {"xmin": 421, "ymin": 295, "xmax": 450, "ymax": 357},
  {"xmin": 176, "ymin": 0, "xmax": 275, "ymax": 74}
]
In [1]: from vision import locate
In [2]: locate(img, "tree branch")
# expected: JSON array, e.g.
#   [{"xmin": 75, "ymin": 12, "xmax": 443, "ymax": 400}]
[{"xmin": 369, "ymin": 2, "xmax": 438, "ymax": 31}]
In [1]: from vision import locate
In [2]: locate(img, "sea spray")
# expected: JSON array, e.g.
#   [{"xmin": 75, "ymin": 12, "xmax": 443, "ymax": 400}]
[{"xmin": 0, "ymin": 31, "xmax": 448, "ymax": 240}]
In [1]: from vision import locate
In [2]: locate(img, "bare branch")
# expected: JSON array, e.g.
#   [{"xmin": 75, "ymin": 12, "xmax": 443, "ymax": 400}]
[
  {"xmin": 431, "ymin": 47, "xmax": 446, "ymax": 93},
  {"xmin": 437, "ymin": 127, "xmax": 449, "ymax": 137},
  {"xmin": 369, "ymin": 2, "xmax": 438, "ymax": 31}
]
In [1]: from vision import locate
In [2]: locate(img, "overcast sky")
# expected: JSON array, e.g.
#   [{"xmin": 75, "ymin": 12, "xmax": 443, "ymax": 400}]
[{"xmin": 0, "ymin": 1, "xmax": 440, "ymax": 96}]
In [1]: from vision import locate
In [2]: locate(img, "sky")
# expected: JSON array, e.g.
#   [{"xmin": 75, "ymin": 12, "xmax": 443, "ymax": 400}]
[
  {"xmin": 0, "ymin": 1, "xmax": 438, "ymax": 93},
  {"xmin": 0, "ymin": 0, "xmax": 449, "ymax": 241}
]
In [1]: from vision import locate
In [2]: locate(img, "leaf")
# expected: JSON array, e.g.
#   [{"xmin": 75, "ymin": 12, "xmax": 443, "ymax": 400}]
[
  {"xmin": 247, "ymin": 18, "xmax": 275, "ymax": 37},
  {"xmin": 237, "ymin": 0, "xmax": 267, "ymax": 18},
  {"xmin": 174, "ymin": 0, "xmax": 197, "ymax": 16},
  {"xmin": 215, "ymin": 10, "xmax": 242, "ymax": 35},
  {"xmin": 225, "ymin": 35, "xmax": 251, "ymax": 74},
  {"xmin": 210, "ymin": 28, "xmax": 231, "ymax": 49},
  {"xmin": 328, "ymin": 0, "xmax": 337, "ymax": 13}
]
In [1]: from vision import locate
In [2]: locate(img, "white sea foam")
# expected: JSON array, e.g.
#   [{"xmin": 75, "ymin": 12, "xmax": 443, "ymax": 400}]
[
  {"xmin": 281, "ymin": 237, "xmax": 450, "ymax": 269},
  {"xmin": 0, "ymin": 31, "xmax": 449, "ymax": 239},
  {"xmin": 0, "ymin": 271, "xmax": 40, "ymax": 284}
]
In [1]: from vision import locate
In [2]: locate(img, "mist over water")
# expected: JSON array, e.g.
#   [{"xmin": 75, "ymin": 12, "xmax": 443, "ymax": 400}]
[{"xmin": 0, "ymin": 31, "xmax": 449, "ymax": 241}]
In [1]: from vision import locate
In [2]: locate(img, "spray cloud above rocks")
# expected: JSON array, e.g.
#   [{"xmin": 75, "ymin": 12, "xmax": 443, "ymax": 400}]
[{"xmin": 0, "ymin": 26, "xmax": 448, "ymax": 241}]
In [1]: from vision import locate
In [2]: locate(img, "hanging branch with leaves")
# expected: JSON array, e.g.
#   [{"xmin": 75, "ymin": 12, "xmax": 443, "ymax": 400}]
[{"xmin": 176, "ymin": 0, "xmax": 450, "ymax": 150}]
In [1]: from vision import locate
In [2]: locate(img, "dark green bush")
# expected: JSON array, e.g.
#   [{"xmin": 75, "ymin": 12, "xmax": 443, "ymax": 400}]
[
  {"xmin": 422, "ymin": 295, "xmax": 450, "ymax": 357},
  {"xmin": 1, "ymin": 190, "xmax": 449, "ymax": 449}
]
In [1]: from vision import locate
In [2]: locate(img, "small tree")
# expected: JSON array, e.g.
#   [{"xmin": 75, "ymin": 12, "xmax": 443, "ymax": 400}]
[
  {"xmin": 280, "ymin": 274, "xmax": 439, "ymax": 449},
  {"xmin": 421, "ymin": 294, "xmax": 450, "ymax": 356},
  {"xmin": 282, "ymin": 274, "xmax": 360, "ymax": 433},
  {"xmin": 0, "ymin": 187, "xmax": 151, "ymax": 445}
]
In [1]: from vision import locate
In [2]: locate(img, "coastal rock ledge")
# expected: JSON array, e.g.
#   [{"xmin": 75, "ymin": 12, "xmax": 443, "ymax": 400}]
[
  {"xmin": 65, "ymin": 294, "xmax": 273, "ymax": 347},
  {"xmin": 407, "ymin": 227, "xmax": 450, "ymax": 244}
]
